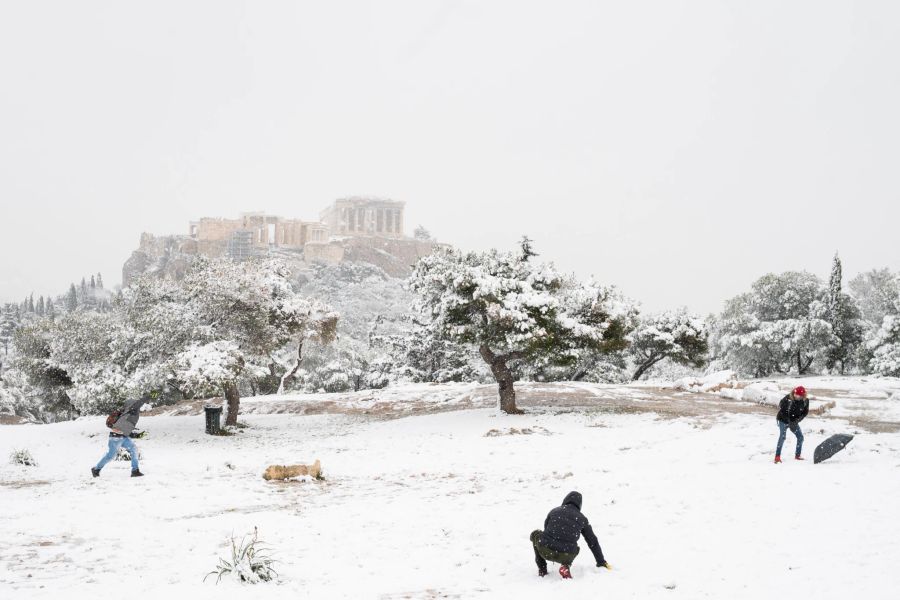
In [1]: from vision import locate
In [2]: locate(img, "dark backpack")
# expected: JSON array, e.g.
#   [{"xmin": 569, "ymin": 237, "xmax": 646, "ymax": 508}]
[{"xmin": 106, "ymin": 410, "xmax": 122, "ymax": 429}]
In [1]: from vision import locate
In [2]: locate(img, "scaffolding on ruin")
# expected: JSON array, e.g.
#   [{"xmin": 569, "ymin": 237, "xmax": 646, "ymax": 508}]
[{"xmin": 227, "ymin": 230, "xmax": 256, "ymax": 261}]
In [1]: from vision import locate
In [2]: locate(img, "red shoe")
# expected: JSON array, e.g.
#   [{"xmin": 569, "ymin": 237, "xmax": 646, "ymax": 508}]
[
  {"xmin": 559, "ymin": 565, "xmax": 572, "ymax": 579},
  {"xmin": 774, "ymin": 455, "xmax": 782, "ymax": 464},
  {"xmin": 795, "ymin": 455, "xmax": 805, "ymax": 460}
]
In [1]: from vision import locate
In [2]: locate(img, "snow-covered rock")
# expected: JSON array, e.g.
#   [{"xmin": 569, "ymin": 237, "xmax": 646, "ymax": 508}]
[{"xmin": 674, "ymin": 369, "xmax": 738, "ymax": 392}]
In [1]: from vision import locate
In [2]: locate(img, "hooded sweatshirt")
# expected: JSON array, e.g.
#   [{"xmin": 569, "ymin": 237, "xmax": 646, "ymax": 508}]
[
  {"xmin": 539, "ymin": 491, "xmax": 606, "ymax": 565},
  {"xmin": 111, "ymin": 398, "xmax": 144, "ymax": 436}
]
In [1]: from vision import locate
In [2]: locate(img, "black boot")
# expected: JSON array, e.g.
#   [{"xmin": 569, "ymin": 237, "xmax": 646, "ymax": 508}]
[
  {"xmin": 91, "ymin": 467, "xmax": 100, "ymax": 478},
  {"xmin": 131, "ymin": 469, "xmax": 144, "ymax": 477}
]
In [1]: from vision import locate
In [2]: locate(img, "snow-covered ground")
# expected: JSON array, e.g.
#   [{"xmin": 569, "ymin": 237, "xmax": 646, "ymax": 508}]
[{"xmin": 3, "ymin": 378, "xmax": 900, "ymax": 599}]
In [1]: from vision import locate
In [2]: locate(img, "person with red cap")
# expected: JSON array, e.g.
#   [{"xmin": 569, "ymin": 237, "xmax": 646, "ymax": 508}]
[{"xmin": 774, "ymin": 386, "xmax": 810, "ymax": 463}]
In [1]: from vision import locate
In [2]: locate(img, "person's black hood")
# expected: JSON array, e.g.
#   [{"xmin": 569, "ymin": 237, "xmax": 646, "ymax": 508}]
[{"xmin": 562, "ymin": 491, "xmax": 582, "ymax": 510}]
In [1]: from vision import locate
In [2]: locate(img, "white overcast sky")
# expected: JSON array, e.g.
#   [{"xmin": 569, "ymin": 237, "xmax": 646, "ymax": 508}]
[{"xmin": 1, "ymin": 1, "xmax": 898, "ymax": 314}]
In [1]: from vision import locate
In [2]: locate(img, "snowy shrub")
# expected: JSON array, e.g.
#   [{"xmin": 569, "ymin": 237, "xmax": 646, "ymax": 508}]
[
  {"xmin": 9, "ymin": 449, "xmax": 37, "ymax": 466},
  {"xmin": 114, "ymin": 446, "xmax": 143, "ymax": 462},
  {"xmin": 205, "ymin": 529, "xmax": 277, "ymax": 585}
]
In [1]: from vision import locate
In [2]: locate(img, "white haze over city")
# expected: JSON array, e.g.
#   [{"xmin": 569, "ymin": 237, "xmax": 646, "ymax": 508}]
[{"xmin": 2, "ymin": 1, "xmax": 899, "ymax": 312}]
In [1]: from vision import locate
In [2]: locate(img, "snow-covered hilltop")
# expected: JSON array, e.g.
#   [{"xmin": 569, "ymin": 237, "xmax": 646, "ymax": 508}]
[{"xmin": 122, "ymin": 198, "xmax": 443, "ymax": 285}]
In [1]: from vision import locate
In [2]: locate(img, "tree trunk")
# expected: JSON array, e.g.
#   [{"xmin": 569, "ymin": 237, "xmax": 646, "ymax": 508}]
[
  {"xmin": 632, "ymin": 355, "xmax": 662, "ymax": 381},
  {"xmin": 224, "ymin": 380, "xmax": 240, "ymax": 426},
  {"xmin": 479, "ymin": 344, "xmax": 523, "ymax": 414},
  {"xmin": 799, "ymin": 354, "xmax": 814, "ymax": 375},
  {"xmin": 277, "ymin": 341, "xmax": 304, "ymax": 395}
]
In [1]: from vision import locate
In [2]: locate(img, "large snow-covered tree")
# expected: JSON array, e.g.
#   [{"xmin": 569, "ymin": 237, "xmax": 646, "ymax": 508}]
[
  {"xmin": 849, "ymin": 268, "xmax": 900, "ymax": 327},
  {"xmin": 710, "ymin": 271, "xmax": 837, "ymax": 376},
  {"xmin": 173, "ymin": 257, "xmax": 338, "ymax": 424},
  {"xmin": 628, "ymin": 310, "xmax": 708, "ymax": 381},
  {"xmin": 409, "ymin": 239, "xmax": 633, "ymax": 414}
]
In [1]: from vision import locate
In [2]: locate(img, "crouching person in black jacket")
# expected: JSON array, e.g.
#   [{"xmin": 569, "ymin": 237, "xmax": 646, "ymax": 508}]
[{"xmin": 530, "ymin": 491, "xmax": 610, "ymax": 579}]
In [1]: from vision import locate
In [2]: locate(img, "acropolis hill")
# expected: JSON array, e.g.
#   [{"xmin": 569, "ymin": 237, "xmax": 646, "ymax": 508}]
[{"xmin": 122, "ymin": 198, "xmax": 440, "ymax": 284}]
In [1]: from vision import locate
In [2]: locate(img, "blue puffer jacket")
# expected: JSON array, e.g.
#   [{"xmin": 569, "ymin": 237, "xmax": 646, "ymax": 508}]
[{"xmin": 539, "ymin": 491, "xmax": 606, "ymax": 565}]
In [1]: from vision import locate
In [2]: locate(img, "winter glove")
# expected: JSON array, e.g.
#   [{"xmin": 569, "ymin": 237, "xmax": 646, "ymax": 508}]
[
  {"xmin": 598, "ymin": 561, "xmax": 611, "ymax": 570},
  {"xmin": 129, "ymin": 430, "xmax": 145, "ymax": 439}
]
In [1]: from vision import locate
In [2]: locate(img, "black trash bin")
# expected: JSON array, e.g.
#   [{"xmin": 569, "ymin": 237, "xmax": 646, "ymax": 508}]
[{"xmin": 204, "ymin": 405, "xmax": 223, "ymax": 435}]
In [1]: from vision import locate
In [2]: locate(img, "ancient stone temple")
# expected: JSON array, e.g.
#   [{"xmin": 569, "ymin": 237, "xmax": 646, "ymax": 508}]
[{"xmin": 319, "ymin": 198, "xmax": 405, "ymax": 238}]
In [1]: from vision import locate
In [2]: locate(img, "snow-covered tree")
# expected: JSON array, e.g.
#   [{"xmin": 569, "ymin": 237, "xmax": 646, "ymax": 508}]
[
  {"xmin": 710, "ymin": 271, "xmax": 837, "ymax": 376},
  {"xmin": 11, "ymin": 321, "xmax": 75, "ymax": 418},
  {"xmin": 849, "ymin": 268, "xmax": 900, "ymax": 326},
  {"xmin": 413, "ymin": 225, "xmax": 433, "ymax": 241},
  {"xmin": 49, "ymin": 311, "xmax": 130, "ymax": 414},
  {"xmin": 825, "ymin": 253, "xmax": 866, "ymax": 373},
  {"xmin": 0, "ymin": 368, "xmax": 40, "ymax": 420},
  {"xmin": 377, "ymin": 318, "xmax": 484, "ymax": 384},
  {"xmin": 409, "ymin": 239, "xmax": 633, "ymax": 414},
  {"xmin": 628, "ymin": 309, "xmax": 708, "ymax": 381},
  {"xmin": 176, "ymin": 257, "xmax": 337, "ymax": 424},
  {"xmin": 66, "ymin": 284, "xmax": 78, "ymax": 312},
  {"xmin": 0, "ymin": 304, "xmax": 20, "ymax": 357},
  {"xmin": 868, "ymin": 314, "xmax": 900, "ymax": 376},
  {"xmin": 292, "ymin": 261, "xmax": 412, "ymax": 392}
]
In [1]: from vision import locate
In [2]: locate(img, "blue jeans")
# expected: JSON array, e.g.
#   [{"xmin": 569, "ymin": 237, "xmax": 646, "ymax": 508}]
[
  {"xmin": 95, "ymin": 435, "xmax": 140, "ymax": 471},
  {"xmin": 776, "ymin": 420, "xmax": 804, "ymax": 457}
]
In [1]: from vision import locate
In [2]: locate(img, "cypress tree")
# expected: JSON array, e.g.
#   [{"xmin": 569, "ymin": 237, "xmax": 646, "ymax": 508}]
[{"xmin": 67, "ymin": 284, "xmax": 78, "ymax": 311}]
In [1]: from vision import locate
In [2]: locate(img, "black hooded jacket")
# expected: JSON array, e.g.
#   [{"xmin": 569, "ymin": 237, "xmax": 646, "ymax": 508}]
[
  {"xmin": 776, "ymin": 394, "xmax": 809, "ymax": 426},
  {"xmin": 539, "ymin": 492, "xmax": 606, "ymax": 566}
]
